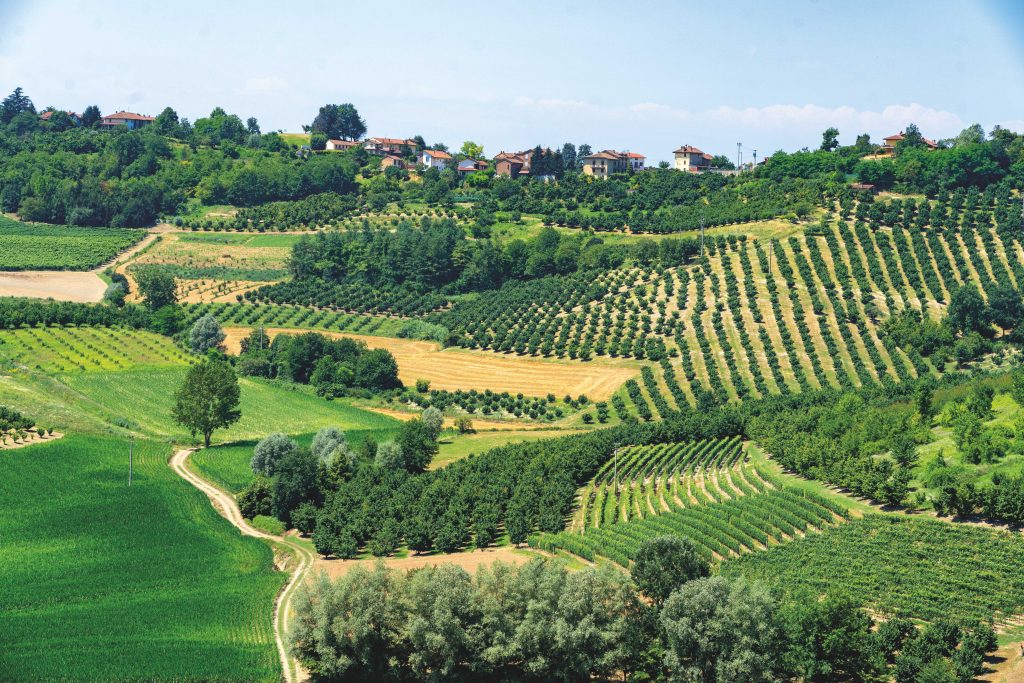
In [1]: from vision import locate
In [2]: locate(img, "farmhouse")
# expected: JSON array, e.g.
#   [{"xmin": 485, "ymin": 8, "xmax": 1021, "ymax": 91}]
[
  {"xmin": 325, "ymin": 139, "xmax": 360, "ymax": 151},
  {"xmin": 364, "ymin": 137, "xmax": 419, "ymax": 156},
  {"xmin": 581, "ymin": 150, "xmax": 646, "ymax": 178},
  {"xmin": 99, "ymin": 111, "xmax": 154, "ymax": 130},
  {"xmin": 673, "ymin": 145, "xmax": 713, "ymax": 172},
  {"xmin": 420, "ymin": 148, "xmax": 452, "ymax": 170},
  {"xmin": 876, "ymin": 131, "xmax": 940, "ymax": 157}
]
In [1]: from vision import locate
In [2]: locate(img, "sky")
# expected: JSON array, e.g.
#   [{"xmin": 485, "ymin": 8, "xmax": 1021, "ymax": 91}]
[{"xmin": 2, "ymin": 0, "xmax": 1023, "ymax": 164}]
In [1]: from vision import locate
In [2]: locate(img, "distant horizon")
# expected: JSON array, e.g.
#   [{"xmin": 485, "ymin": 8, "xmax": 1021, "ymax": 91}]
[{"xmin": 2, "ymin": 0, "xmax": 1023, "ymax": 164}]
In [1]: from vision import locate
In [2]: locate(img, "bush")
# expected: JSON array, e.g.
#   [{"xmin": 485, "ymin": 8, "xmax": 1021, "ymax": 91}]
[
  {"xmin": 251, "ymin": 515, "xmax": 286, "ymax": 536},
  {"xmin": 238, "ymin": 477, "xmax": 273, "ymax": 518}
]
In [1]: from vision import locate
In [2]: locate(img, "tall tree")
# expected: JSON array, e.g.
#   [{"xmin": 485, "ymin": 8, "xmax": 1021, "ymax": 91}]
[
  {"xmin": 136, "ymin": 268, "xmax": 177, "ymax": 310},
  {"xmin": 154, "ymin": 107, "xmax": 180, "ymax": 136},
  {"xmin": 560, "ymin": 142, "xmax": 577, "ymax": 171},
  {"xmin": 171, "ymin": 357, "xmax": 242, "ymax": 447},
  {"xmin": 896, "ymin": 123, "xmax": 926, "ymax": 154},
  {"xmin": 311, "ymin": 103, "xmax": 366, "ymax": 141},
  {"xmin": 820, "ymin": 127, "xmax": 840, "ymax": 152},
  {"xmin": 577, "ymin": 143, "xmax": 592, "ymax": 166},
  {"xmin": 459, "ymin": 140, "xmax": 483, "ymax": 159},
  {"xmin": 947, "ymin": 285, "xmax": 990, "ymax": 335},
  {"xmin": 80, "ymin": 104, "xmax": 101, "ymax": 128},
  {"xmin": 632, "ymin": 536, "xmax": 710, "ymax": 605},
  {"xmin": 987, "ymin": 283, "xmax": 1024, "ymax": 334},
  {"xmin": 246, "ymin": 116, "xmax": 260, "ymax": 135},
  {"xmin": 0, "ymin": 87, "xmax": 34, "ymax": 124}
]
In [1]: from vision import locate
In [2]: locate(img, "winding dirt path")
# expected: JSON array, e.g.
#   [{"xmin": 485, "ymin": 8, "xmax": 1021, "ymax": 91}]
[{"xmin": 170, "ymin": 448, "xmax": 311, "ymax": 683}]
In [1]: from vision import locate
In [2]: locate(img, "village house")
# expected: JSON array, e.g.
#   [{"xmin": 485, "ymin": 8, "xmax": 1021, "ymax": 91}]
[
  {"xmin": 420, "ymin": 149, "xmax": 452, "ymax": 170},
  {"xmin": 325, "ymin": 139, "xmax": 360, "ymax": 151},
  {"xmin": 380, "ymin": 155, "xmax": 408, "ymax": 170},
  {"xmin": 876, "ymin": 131, "xmax": 940, "ymax": 157},
  {"xmin": 457, "ymin": 159, "xmax": 488, "ymax": 176},
  {"xmin": 494, "ymin": 151, "xmax": 531, "ymax": 177},
  {"xmin": 581, "ymin": 150, "xmax": 646, "ymax": 178},
  {"xmin": 99, "ymin": 111, "xmax": 154, "ymax": 130},
  {"xmin": 39, "ymin": 110, "xmax": 81, "ymax": 125},
  {"xmin": 673, "ymin": 145, "xmax": 712, "ymax": 172},
  {"xmin": 364, "ymin": 137, "xmax": 419, "ymax": 156}
]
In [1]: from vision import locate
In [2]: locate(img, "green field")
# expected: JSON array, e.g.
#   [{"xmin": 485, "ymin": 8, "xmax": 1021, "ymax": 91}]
[
  {"xmin": 54, "ymin": 367, "xmax": 402, "ymax": 442},
  {"xmin": 0, "ymin": 435, "xmax": 284, "ymax": 681},
  {"xmin": 0, "ymin": 327, "xmax": 191, "ymax": 373},
  {"xmin": 0, "ymin": 216, "xmax": 144, "ymax": 271},
  {"xmin": 722, "ymin": 514, "xmax": 1024, "ymax": 623}
]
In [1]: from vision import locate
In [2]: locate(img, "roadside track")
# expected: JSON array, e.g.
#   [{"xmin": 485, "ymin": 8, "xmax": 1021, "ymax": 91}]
[{"xmin": 170, "ymin": 448, "xmax": 312, "ymax": 683}]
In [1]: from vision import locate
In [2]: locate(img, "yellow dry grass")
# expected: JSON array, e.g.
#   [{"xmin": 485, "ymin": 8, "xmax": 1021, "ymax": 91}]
[
  {"xmin": 312, "ymin": 546, "xmax": 541, "ymax": 580},
  {"xmin": 222, "ymin": 327, "xmax": 639, "ymax": 400}
]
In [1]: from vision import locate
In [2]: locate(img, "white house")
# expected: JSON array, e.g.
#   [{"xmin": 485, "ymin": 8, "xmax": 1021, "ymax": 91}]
[
  {"xmin": 326, "ymin": 139, "xmax": 359, "ymax": 151},
  {"xmin": 420, "ymin": 149, "xmax": 452, "ymax": 170}
]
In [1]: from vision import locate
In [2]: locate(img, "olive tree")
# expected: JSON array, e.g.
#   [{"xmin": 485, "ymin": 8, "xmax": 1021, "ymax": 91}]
[
  {"xmin": 188, "ymin": 314, "xmax": 225, "ymax": 354},
  {"xmin": 251, "ymin": 432, "xmax": 296, "ymax": 477}
]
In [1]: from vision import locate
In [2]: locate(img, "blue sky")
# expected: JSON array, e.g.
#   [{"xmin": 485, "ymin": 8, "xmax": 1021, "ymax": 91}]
[{"xmin": 1, "ymin": 0, "xmax": 1023, "ymax": 163}]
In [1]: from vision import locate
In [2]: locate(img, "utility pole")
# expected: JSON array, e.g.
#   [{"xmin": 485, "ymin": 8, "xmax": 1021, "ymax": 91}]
[
  {"xmin": 753, "ymin": 149, "xmax": 758, "ymax": 168},
  {"xmin": 128, "ymin": 436, "xmax": 134, "ymax": 486},
  {"xmin": 737, "ymin": 142, "xmax": 743, "ymax": 171}
]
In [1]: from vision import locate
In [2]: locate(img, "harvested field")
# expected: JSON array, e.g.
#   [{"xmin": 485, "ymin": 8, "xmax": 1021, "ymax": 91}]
[
  {"xmin": 312, "ymin": 546, "xmax": 540, "ymax": 580},
  {"xmin": 0, "ymin": 271, "xmax": 107, "ymax": 302},
  {"xmin": 223, "ymin": 326, "xmax": 638, "ymax": 399}
]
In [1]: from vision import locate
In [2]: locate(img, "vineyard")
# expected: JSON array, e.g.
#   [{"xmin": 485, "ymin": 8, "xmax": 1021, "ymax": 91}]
[
  {"xmin": 0, "ymin": 435, "xmax": 284, "ymax": 681},
  {"xmin": 435, "ymin": 192, "xmax": 1024, "ymax": 404},
  {"xmin": 0, "ymin": 326, "xmax": 191, "ymax": 373},
  {"xmin": 722, "ymin": 514, "xmax": 1024, "ymax": 624},
  {"xmin": 531, "ymin": 437, "xmax": 850, "ymax": 565},
  {"xmin": 0, "ymin": 216, "xmax": 144, "ymax": 271}
]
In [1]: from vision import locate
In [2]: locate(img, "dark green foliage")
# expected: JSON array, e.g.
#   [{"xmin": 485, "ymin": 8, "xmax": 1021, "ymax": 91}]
[
  {"xmin": 237, "ymin": 477, "xmax": 273, "ymax": 518},
  {"xmin": 136, "ymin": 267, "xmax": 177, "ymax": 310},
  {"xmin": 631, "ymin": 536, "xmax": 710, "ymax": 604},
  {"xmin": 170, "ymin": 356, "xmax": 241, "ymax": 447}
]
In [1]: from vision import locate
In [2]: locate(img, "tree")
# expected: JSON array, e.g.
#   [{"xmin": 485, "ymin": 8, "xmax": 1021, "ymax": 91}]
[
  {"xmin": 237, "ymin": 476, "xmax": 273, "ymax": 518},
  {"xmin": 353, "ymin": 348, "xmax": 401, "ymax": 390},
  {"xmin": 374, "ymin": 441, "xmax": 405, "ymax": 469},
  {"xmin": 246, "ymin": 116, "xmax": 260, "ymax": 135},
  {"xmin": 290, "ymin": 565, "xmax": 407, "ymax": 680},
  {"xmin": 916, "ymin": 379, "xmax": 936, "ymax": 422},
  {"xmin": 853, "ymin": 133, "xmax": 873, "ymax": 154},
  {"xmin": 310, "ymin": 133, "xmax": 327, "ymax": 151},
  {"xmin": 710, "ymin": 154, "xmax": 735, "ymax": 170},
  {"xmin": 577, "ymin": 143, "xmax": 592, "ymax": 164},
  {"xmin": 421, "ymin": 407, "xmax": 443, "ymax": 439},
  {"xmin": 311, "ymin": 427, "xmax": 346, "ymax": 463},
  {"xmin": 310, "ymin": 103, "xmax": 366, "ymax": 141},
  {"xmin": 946, "ymin": 285, "xmax": 989, "ymax": 335},
  {"xmin": 661, "ymin": 577, "xmax": 785, "ymax": 683},
  {"xmin": 0, "ymin": 87, "xmax": 34, "ymax": 125},
  {"xmin": 459, "ymin": 140, "xmax": 483, "ymax": 159},
  {"xmin": 271, "ymin": 447, "xmax": 320, "ymax": 523},
  {"xmin": 987, "ymin": 283, "xmax": 1024, "ymax": 334},
  {"xmin": 454, "ymin": 416, "xmax": 474, "ymax": 434},
  {"xmin": 136, "ymin": 268, "xmax": 177, "ymax": 310},
  {"xmin": 561, "ymin": 143, "xmax": 577, "ymax": 171},
  {"xmin": 780, "ymin": 593, "xmax": 883, "ymax": 682},
  {"xmin": 896, "ymin": 123, "xmax": 926, "ymax": 154},
  {"xmin": 397, "ymin": 419, "xmax": 438, "ymax": 472},
  {"xmin": 154, "ymin": 107, "xmax": 180, "ymax": 136},
  {"xmin": 952, "ymin": 123, "xmax": 985, "ymax": 147},
  {"xmin": 188, "ymin": 314, "xmax": 225, "ymax": 354},
  {"xmin": 171, "ymin": 357, "xmax": 241, "ymax": 447},
  {"xmin": 1011, "ymin": 369, "xmax": 1024, "ymax": 408},
  {"xmin": 820, "ymin": 127, "xmax": 840, "ymax": 152},
  {"xmin": 890, "ymin": 433, "xmax": 918, "ymax": 468},
  {"xmin": 80, "ymin": 105, "xmax": 101, "ymax": 128},
  {"xmin": 631, "ymin": 536, "xmax": 710, "ymax": 605},
  {"xmin": 251, "ymin": 432, "xmax": 296, "ymax": 477},
  {"xmin": 405, "ymin": 564, "xmax": 479, "ymax": 680}
]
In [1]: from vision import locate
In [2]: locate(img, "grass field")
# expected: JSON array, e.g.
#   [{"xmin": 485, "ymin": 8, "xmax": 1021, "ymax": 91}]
[
  {"xmin": 0, "ymin": 327, "xmax": 191, "ymax": 373},
  {"xmin": 52, "ymin": 367, "xmax": 402, "ymax": 443},
  {"xmin": 721, "ymin": 514, "xmax": 1024, "ymax": 624},
  {"xmin": 431, "ymin": 428, "xmax": 586, "ymax": 469},
  {"xmin": 126, "ymin": 232, "xmax": 294, "ymax": 282},
  {"xmin": 0, "ymin": 216, "xmax": 144, "ymax": 271},
  {"xmin": 0, "ymin": 435, "xmax": 284, "ymax": 681}
]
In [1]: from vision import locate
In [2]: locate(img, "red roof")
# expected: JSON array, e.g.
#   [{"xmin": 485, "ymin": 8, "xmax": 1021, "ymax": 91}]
[
  {"xmin": 674, "ymin": 145, "xmax": 706, "ymax": 155},
  {"xmin": 883, "ymin": 132, "xmax": 938, "ymax": 148},
  {"xmin": 328, "ymin": 139, "xmax": 358, "ymax": 146},
  {"xmin": 368, "ymin": 137, "xmax": 416, "ymax": 146},
  {"xmin": 102, "ymin": 111, "xmax": 155, "ymax": 122},
  {"xmin": 423, "ymin": 149, "xmax": 452, "ymax": 159},
  {"xmin": 626, "ymin": 152, "xmax": 645, "ymax": 159}
]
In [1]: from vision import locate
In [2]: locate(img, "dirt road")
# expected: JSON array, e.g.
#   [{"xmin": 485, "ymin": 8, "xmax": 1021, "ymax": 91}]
[{"xmin": 170, "ymin": 448, "xmax": 312, "ymax": 683}]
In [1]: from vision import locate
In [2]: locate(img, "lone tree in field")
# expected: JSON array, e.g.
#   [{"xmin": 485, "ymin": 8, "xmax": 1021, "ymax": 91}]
[
  {"xmin": 189, "ymin": 314, "xmax": 226, "ymax": 354},
  {"xmin": 171, "ymin": 357, "xmax": 241, "ymax": 447},
  {"xmin": 136, "ymin": 268, "xmax": 177, "ymax": 310}
]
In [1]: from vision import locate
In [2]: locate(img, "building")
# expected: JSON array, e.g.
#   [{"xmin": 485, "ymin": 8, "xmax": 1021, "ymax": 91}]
[
  {"xmin": 364, "ymin": 137, "xmax": 419, "ymax": 156},
  {"xmin": 625, "ymin": 152, "xmax": 646, "ymax": 172},
  {"xmin": 580, "ymin": 150, "xmax": 646, "ymax": 178},
  {"xmin": 457, "ymin": 159, "xmax": 488, "ymax": 176},
  {"xmin": 325, "ymin": 139, "xmax": 360, "ymax": 151},
  {"xmin": 100, "ymin": 111, "xmax": 155, "ymax": 130},
  {"xmin": 494, "ymin": 151, "xmax": 530, "ymax": 177},
  {"xmin": 39, "ymin": 110, "xmax": 80, "ymax": 125},
  {"xmin": 380, "ymin": 155, "xmax": 408, "ymax": 170},
  {"xmin": 876, "ymin": 131, "xmax": 939, "ymax": 157},
  {"xmin": 673, "ymin": 145, "xmax": 712, "ymax": 172},
  {"xmin": 420, "ymin": 149, "xmax": 452, "ymax": 170}
]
